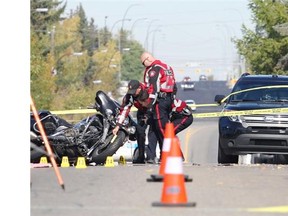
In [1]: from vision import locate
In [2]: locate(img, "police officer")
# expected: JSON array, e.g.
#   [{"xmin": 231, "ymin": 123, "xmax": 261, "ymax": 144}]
[
  {"xmin": 170, "ymin": 98, "xmax": 194, "ymax": 135},
  {"xmin": 139, "ymin": 97, "xmax": 194, "ymax": 162},
  {"xmin": 112, "ymin": 80, "xmax": 151, "ymax": 164},
  {"xmin": 140, "ymin": 51, "xmax": 177, "ymax": 159}
]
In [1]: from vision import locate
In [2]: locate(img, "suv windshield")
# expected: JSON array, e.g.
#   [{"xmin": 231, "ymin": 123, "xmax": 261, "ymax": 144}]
[{"xmin": 229, "ymin": 80, "xmax": 288, "ymax": 102}]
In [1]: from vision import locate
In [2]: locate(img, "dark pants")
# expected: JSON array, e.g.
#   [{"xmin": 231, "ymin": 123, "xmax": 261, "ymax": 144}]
[
  {"xmin": 151, "ymin": 95, "xmax": 173, "ymax": 156},
  {"xmin": 171, "ymin": 113, "xmax": 193, "ymax": 134},
  {"xmin": 145, "ymin": 124, "xmax": 158, "ymax": 160},
  {"xmin": 147, "ymin": 112, "xmax": 194, "ymax": 160},
  {"xmin": 135, "ymin": 110, "xmax": 148, "ymax": 161}
]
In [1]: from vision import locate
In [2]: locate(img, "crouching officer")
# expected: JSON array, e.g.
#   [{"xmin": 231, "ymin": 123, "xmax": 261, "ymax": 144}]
[
  {"xmin": 139, "ymin": 98, "xmax": 193, "ymax": 162},
  {"xmin": 112, "ymin": 80, "xmax": 151, "ymax": 164},
  {"xmin": 170, "ymin": 98, "xmax": 193, "ymax": 135}
]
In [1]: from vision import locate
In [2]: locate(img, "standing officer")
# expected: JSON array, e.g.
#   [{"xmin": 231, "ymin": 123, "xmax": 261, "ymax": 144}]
[{"xmin": 140, "ymin": 51, "xmax": 177, "ymax": 159}]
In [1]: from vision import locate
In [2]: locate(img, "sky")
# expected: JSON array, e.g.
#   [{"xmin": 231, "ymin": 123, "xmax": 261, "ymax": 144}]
[{"xmin": 64, "ymin": 0, "xmax": 255, "ymax": 81}]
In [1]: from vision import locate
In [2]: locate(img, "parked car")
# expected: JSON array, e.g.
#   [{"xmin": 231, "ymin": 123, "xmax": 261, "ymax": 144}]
[
  {"xmin": 214, "ymin": 73, "xmax": 288, "ymax": 164},
  {"xmin": 185, "ymin": 99, "xmax": 196, "ymax": 111},
  {"xmin": 181, "ymin": 76, "xmax": 195, "ymax": 90}
]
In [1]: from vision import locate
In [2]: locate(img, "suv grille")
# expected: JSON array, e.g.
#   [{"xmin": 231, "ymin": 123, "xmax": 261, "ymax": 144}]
[
  {"xmin": 251, "ymin": 139, "xmax": 287, "ymax": 146},
  {"xmin": 240, "ymin": 114, "xmax": 288, "ymax": 133},
  {"xmin": 241, "ymin": 114, "xmax": 288, "ymax": 124}
]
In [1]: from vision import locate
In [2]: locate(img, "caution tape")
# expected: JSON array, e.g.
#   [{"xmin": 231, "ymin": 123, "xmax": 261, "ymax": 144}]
[
  {"xmin": 191, "ymin": 85, "xmax": 288, "ymax": 118},
  {"xmin": 51, "ymin": 109, "xmax": 97, "ymax": 115},
  {"xmin": 51, "ymin": 107, "xmax": 288, "ymax": 119},
  {"xmin": 220, "ymin": 85, "xmax": 288, "ymax": 104},
  {"xmin": 50, "ymin": 85, "xmax": 288, "ymax": 118},
  {"xmin": 193, "ymin": 107, "xmax": 288, "ymax": 118}
]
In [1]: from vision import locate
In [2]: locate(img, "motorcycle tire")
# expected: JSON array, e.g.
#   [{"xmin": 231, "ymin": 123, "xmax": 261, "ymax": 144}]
[{"xmin": 90, "ymin": 130, "xmax": 126, "ymax": 165}]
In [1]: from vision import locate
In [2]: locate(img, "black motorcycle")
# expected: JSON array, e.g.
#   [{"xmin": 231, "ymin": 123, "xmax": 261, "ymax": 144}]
[{"xmin": 30, "ymin": 90, "xmax": 137, "ymax": 165}]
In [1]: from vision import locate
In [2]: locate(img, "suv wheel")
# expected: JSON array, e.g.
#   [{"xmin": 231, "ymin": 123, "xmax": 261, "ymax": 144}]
[
  {"xmin": 274, "ymin": 154, "xmax": 288, "ymax": 164},
  {"xmin": 218, "ymin": 139, "xmax": 238, "ymax": 164}
]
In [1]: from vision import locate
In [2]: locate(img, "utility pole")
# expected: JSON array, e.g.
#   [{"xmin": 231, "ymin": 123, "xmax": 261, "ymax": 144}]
[{"xmin": 51, "ymin": 25, "xmax": 56, "ymax": 57}]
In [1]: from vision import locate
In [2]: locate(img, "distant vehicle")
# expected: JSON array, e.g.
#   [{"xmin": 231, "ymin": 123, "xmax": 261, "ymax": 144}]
[
  {"xmin": 181, "ymin": 76, "xmax": 195, "ymax": 90},
  {"xmin": 182, "ymin": 76, "xmax": 192, "ymax": 82},
  {"xmin": 185, "ymin": 99, "xmax": 196, "ymax": 111},
  {"xmin": 199, "ymin": 74, "xmax": 208, "ymax": 81}
]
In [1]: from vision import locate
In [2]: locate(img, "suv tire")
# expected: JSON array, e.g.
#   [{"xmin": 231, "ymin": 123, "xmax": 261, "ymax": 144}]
[{"xmin": 218, "ymin": 139, "xmax": 238, "ymax": 164}]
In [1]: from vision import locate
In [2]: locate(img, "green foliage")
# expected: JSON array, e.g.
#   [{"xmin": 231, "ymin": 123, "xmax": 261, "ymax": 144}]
[
  {"xmin": 30, "ymin": 1, "xmax": 150, "ymax": 110},
  {"xmin": 234, "ymin": 0, "xmax": 288, "ymax": 75},
  {"xmin": 92, "ymin": 41, "xmax": 120, "ymax": 91},
  {"xmin": 30, "ymin": 31, "xmax": 56, "ymax": 110},
  {"xmin": 121, "ymin": 41, "xmax": 145, "ymax": 81},
  {"xmin": 31, "ymin": 0, "xmax": 66, "ymax": 37}
]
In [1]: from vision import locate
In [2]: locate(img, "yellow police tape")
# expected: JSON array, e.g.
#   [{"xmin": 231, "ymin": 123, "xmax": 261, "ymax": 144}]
[
  {"xmin": 50, "ymin": 107, "xmax": 288, "ymax": 119},
  {"xmin": 50, "ymin": 85, "xmax": 288, "ymax": 118},
  {"xmin": 220, "ymin": 85, "xmax": 288, "ymax": 104},
  {"xmin": 192, "ymin": 107, "xmax": 288, "ymax": 118}
]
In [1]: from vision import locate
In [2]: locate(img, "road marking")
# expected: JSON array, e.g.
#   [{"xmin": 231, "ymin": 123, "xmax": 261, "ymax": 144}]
[
  {"xmin": 183, "ymin": 126, "xmax": 205, "ymax": 163},
  {"xmin": 246, "ymin": 205, "xmax": 288, "ymax": 213}
]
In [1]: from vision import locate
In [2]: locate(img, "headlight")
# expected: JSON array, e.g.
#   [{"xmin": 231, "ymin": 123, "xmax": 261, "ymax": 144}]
[
  {"xmin": 228, "ymin": 115, "xmax": 242, "ymax": 122},
  {"xmin": 223, "ymin": 109, "xmax": 242, "ymax": 122}
]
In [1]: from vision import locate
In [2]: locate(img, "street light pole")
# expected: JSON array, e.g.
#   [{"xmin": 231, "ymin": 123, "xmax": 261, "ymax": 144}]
[
  {"xmin": 121, "ymin": 4, "xmax": 140, "ymax": 31},
  {"xmin": 51, "ymin": 52, "xmax": 83, "ymax": 76},
  {"xmin": 150, "ymin": 28, "xmax": 161, "ymax": 55},
  {"xmin": 144, "ymin": 19, "xmax": 159, "ymax": 51},
  {"xmin": 110, "ymin": 19, "xmax": 131, "ymax": 34},
  {"xmin": 110, "ymin": 18, "xmax": 131, "ymax": 83},
  {"xmin": 51, "ymin": 25, "xmax": 56, "ymax": 57},
  {"xmin": 130, "ymin": 17, "xmax": 147, "ymax": 40},
  {"xmin": 120, "ymin": 4, "xmax": 139, "ymax": 56}
]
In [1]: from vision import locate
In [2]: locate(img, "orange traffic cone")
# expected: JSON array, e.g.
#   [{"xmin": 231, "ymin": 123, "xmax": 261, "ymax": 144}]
[
  {"xmin": 152, "ymin": 137, "xmax": 196, "ymax": 207},
  {"xmin": 147, "ymin": 123, "xmax": 192, "ymax": 182},
  {"xmin": 147, "ymin": 122, "xmax": 174, "ymax": 182}
]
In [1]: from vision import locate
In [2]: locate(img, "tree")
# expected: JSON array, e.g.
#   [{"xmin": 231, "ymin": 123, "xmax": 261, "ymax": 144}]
[
  {"xmin": 121, "ymin": 40, "xmax": 145, "ymax": 81},
  {"xmin": 30, "ymin": 31, "xmax": 56, "ymax": 109},
  {"xmin": 30, "ymin": 0, "xmax": 68, "ymax": 109},
  {"xmin": 234, "ymin": 0, "xmax": 288, "ymax": 74},
  {"xmin": 31, "ymin": 1, "xmax": 147, "ymax": 110},
  {"xmin": 31, "ymin": 0, "xmax": 66, "ymax": 38}
]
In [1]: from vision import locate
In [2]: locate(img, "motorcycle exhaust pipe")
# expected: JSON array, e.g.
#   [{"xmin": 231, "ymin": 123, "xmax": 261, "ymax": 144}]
[
  {"xmin": 30, "ymin": 131, "xmax": 38, "ymax": 140},
  {"xmin": 30, "ymin": 131, "xmax": 67, "ymax": 142},
  {"xmin": 47, "ymin": 135, "xmax": 67, "ymax": 141}
]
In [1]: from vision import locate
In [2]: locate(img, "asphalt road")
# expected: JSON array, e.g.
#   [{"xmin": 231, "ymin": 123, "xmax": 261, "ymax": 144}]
[
  {"xmin": 30, "ymin": 81, "xmax": 288, "ymax": 215},
  {"xmin": 31, "ymin": 163, "xmax": 288, "ymax": 216}
]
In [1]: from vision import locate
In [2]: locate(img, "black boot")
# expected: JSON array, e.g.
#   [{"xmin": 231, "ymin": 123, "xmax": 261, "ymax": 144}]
[
  {"xmin": 133, "ymin": 123, "xmax": 146, "ymax": 164},
  {"xmin": 133, "ymin": 146, "xmax": 145, "ymax": 164},
  {"xmin": 132, "ymin": 158, "xmax": 145, "ymax": 164}
]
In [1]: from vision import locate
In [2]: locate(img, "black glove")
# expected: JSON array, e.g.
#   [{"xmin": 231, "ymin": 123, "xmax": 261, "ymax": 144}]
[{"xmin": 181, "ymin": 106, "xmax": 192, "ymax": 116}]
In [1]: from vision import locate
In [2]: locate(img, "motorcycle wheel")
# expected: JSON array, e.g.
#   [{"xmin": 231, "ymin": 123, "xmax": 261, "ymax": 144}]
[{"xmin": 90, "ymin": 130, "xmax": 126, "ymax": 165}]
